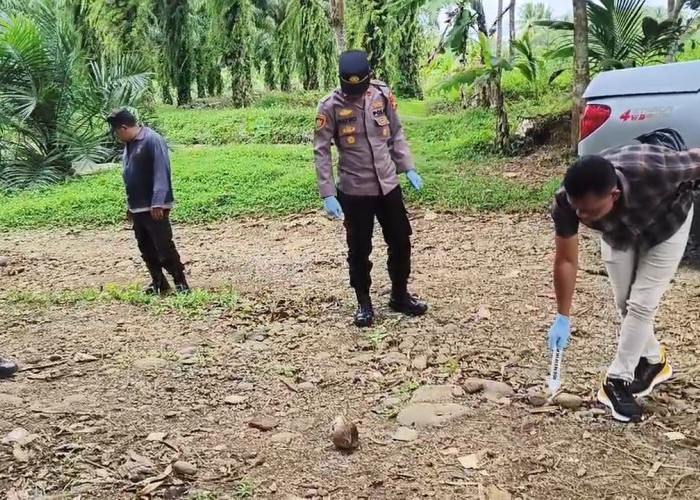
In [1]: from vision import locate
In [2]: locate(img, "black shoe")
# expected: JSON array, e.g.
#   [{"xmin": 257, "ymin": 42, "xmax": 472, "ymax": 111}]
[
  {"xmin": 630, "ymin": 350, "xmax": 673, "ymax": 398},
  {"xmin": 145, "ymin": 278, "xmax": 171, "ymax": 296},
  {"xmin": 354, "ymin": 301, "xmax": 375, "ymax": 328},
  {"xmin": 597, "ymin": 377, "xmax": 643, "ymax": 423},
  {"xmin": 0, "ymin": 357, "xmax": 19, "ymax": 379},
  {"xmin": 389, "ymin": 293, "xmax": 428, "ymax": 317},
  {"xmin": 173, "ymin": 273, "xmax": 190, "ymax": 295}
]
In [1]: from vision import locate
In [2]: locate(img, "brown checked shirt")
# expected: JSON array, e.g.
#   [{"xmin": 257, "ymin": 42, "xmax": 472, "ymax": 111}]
[
  {"xmin": 552, "ymin": 144, "xmax": 700, "ymax": 250},
  {"xmin": 313, "ymin": 80, "xmax": 415, "ymax": 198}
]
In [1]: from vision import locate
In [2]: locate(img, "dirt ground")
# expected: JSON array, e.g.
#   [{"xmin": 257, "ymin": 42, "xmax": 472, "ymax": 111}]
[{"xmin": 1, "ymin": 212, "xmax": 700, "ymax": 500}]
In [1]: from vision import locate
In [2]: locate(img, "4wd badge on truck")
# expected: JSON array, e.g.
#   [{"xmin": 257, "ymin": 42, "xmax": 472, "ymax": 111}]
[{"xmin": 619, "ymin": 106, "xmax": 673, "ymax": 122}]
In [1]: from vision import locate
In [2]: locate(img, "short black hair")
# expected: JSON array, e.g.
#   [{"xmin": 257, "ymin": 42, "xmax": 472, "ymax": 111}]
[
  {"xmin": 106, "ymin": 109, "xmax": 137, "ymax": 129},
  {"xmin": 564, "ymin": 155, "xmax": 617, "ymax": 198}
]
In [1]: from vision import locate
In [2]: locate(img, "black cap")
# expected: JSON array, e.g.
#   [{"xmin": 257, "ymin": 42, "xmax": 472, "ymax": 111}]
[
  {"xmin": 339, "ymin": 50, "xmax": 371, "ymax": 95},
  {"xmin": 106, "ymin": 108, "xmax": 137, "ymax": 129}
]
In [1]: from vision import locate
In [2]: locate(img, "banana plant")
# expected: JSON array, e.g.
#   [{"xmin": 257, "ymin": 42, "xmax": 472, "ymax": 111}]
[
  {"xmin": 510, "ymin": 30, "xmax": 566, "ymax": 98},
  {"xmin": 436, "ymin": 32, "xmax": 512, "ymax": 151}
]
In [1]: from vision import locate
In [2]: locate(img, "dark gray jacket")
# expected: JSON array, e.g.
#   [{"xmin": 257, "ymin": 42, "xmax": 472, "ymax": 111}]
[{"xmin": 122, "ymin": 127, "xmax": 174, "ymax": 212}]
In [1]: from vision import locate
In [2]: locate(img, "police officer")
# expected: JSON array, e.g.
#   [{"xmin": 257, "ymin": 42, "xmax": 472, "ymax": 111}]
[{"xmin": 314, "ymin": 50, "xmax": 428, "ymax": 327}]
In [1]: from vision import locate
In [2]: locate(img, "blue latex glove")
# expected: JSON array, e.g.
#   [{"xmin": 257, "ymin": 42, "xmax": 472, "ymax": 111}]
[
  {"xmin": 406, "ymin": 170, "xmax": 423, "ymax": 191},
  {"xmin": 548, "ymin": 314, "xmax": 571, "ymax": 351},
  {"xmin": 323, "ymin": 196, "xmax": 343, "ymax": 219}
]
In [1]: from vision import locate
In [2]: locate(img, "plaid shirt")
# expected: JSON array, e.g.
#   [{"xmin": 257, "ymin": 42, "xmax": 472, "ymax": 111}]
[{"xmin": 552, "ymin": 144, "xmax": 700, "ymax": 250}]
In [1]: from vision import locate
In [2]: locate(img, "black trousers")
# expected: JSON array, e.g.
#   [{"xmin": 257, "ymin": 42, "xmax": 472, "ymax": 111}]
[
  {"xmin": 338, "ymin": 186, "xmax": 412, "ymax": 298},
  {"xmin": 132, "ymin": 212, "xmax": 185, "ymax": 281}
]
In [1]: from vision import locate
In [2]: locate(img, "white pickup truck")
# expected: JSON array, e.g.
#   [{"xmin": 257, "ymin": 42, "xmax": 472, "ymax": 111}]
[{"xmin": 578, "ymin": 60, "xmax": 700, "ymax": 243}]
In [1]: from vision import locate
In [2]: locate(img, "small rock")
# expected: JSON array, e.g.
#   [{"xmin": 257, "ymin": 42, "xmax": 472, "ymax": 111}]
[
  {"xmin": 305, "ymin": 489, "xmax": 318, "ymax": 498},
  {"xmin": 181, "ymin": 358, "xmax": 196, "ymax": 365},
  {"xmin": 13, "ymin": 444, "xmax": 29, "ymax": 462},
  {"xmin": 583, "ymin": 431, "xmax": 592, "ymax": 439},
  {"xmin": 74, "ymin": 353, "xmax": 99, "ymax": 363},
  {"xmin": 224, "ymin": 395, "xmax": 248, "ymax": 405},
  {"xmin": 179, "ymin": 346, "xmax": 197, "ymax": 357},
  {"xmin": 318, "ymin": 488, "xmax": 328, "ymax": 497},
  {"xmin": 476, "ymin": 307, "xmax": 491, "ymax": 319},
  {"xmin": 463, "ymin": 378, "xmax": 514, "ymax": 397},
  {"xmin": 172, "ymin": 460, "xmax": 197, "ymax": 476},
  {"xmin": 410, "ymin": 385, "xmax": 459, "ymax": 403},
  {"xmin": 297, "ymin": 382, "xmax": 316, "ymax": 392},
  {"xmin": 554, "ymin": 393, "xmax": 583, "ymax": 410},
  {"xmin": 329, "ymin": 415, "xmax": 359, "ymax": 450},
  {"xmin": 237, "ymin": 381, "xmax": 255, "ymax": 392},
  {"xmin": 49, "ymin": 355, "xmax": 62, "ymax": 362},
  {"xmin": 411, "ymin": 355, "xmax": 428, "ymax": 371},
  {"xmin": 134, "ymin": 357, "xmax": 167, "ymax": 370},
  {"xmin": 0, "ymin": 257, "xmax": 8, "ymax": 267},
  {"xmin": 3, "ymin": 428, "xmax": 38, "ymax": 446},
  {"xmin": 485, "ymin": 486, "xmax": 511, "ymax": 500},
  {"xmin": 391, "ymin": 427, "xmax": 418, "ymax": 442},
  {"xmin": 269, "ymin": 483, "xmax": 278, "ymax": 493},
  {"xmin": 271, "ymin": 432, "xmax": 298, "ymax": 444},
  {"xmin": 253, "ymin": 334, "xmax": 266, "ymax": 342},
  {"xmin": 0, "ymin": 394, "xmax": 23, "ymax": 407},
  {"xmin": 528, "ymin": 394, "xmax": 547, "ymax": 407},
  {"xmin": 146, "ymin": 432, "xmax": 167, "ymax": 442},
  {"xmin": 452, "ymin": 387, "xmax": 465, "ymax": 397},
  {"xmin": 463, "ymin": 380, "xmax": 484, "ymax": 394},
  {"xmin": 396, "ymin": 403, "xmax": 469, "ymax": 428},
  {"xmin": 382, "ymin": 396, "xmax": 401, "ymax": 409},
  {"xmin": 380, "ymin": 351, "xmax": 408, "ymax": 366},
  {"xmin": 249, "ymin": 415, "xmax": 278, "ymax": 432},
  {"xmin": 576, "ymin": 466, "xmax": 587, "ymax": 478}
]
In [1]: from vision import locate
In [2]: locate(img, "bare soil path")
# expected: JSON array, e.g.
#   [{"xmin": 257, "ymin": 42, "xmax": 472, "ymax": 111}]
[{"xmin": 1, "ymin": 212, "xmax": 699, "ymax": 499}]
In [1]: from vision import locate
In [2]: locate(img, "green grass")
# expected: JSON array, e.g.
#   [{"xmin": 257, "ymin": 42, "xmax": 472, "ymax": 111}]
[
  {"xmin": 4, "ymin": 283, "xmax": 238, "ymax": 318},
  {"xmin": 0, "ymin": 99, "xmax": 563, "ymax": 231}
]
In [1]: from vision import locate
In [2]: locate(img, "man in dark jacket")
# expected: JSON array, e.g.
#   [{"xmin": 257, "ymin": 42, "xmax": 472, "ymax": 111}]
[{"xmin": 107, "ymin": 109, "xmax": 189, "ymax": 295}]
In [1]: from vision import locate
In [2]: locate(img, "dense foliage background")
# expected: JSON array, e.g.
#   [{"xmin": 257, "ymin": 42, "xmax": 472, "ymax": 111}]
[{"xmin": 1, "ymin": 0, "xmax": 700, "ymax": 191}]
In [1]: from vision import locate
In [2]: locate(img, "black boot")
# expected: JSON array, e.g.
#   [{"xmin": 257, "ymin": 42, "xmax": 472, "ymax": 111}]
[
  {"xmin": 145, "ymin": 265, "xmax": 171, "ymax": 296},
  {"xmin": 0, "ymin": 357, "xmax": 18, "ymax": 379},
  {"xmin": 389, "ymin": 289, "xmax": 428, "ymax": 317},
  {"xmin": 172, "ymin": 271, "xmax": 191, "ymax": 295},
  {"xmin": 354, "ymin": 292, "xmax": 374, "ymax": 328}
]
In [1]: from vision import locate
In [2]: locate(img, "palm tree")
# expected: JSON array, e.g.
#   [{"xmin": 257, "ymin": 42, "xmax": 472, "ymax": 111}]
[
  {"xmin": 279, "ymin": 0, "xmax": 336, "ymax": 90},
  {"xmin": 517, "ymin": 1, "xmax": 553, "ymax": 33},
  {"xmin": 572, "ymin": 0, "xmax": 589, "ymax": 151},
  {"xmin": 211, "ymin": 0, "xmax": 254, "ymax": 107},
  {"xmin": 153, "ymin": 0, "xmax": 192, "ymax": 106},
  {"xmin": 540, "ymin": 0, "xmax": 689, "ymax": 72},
  {"xmin": 0, "ymin": 0, "xmax": 152, "ymax": 189},
  {"xmin": 330, "ymin": 0, "xmax": 346, "ymax": 52}
]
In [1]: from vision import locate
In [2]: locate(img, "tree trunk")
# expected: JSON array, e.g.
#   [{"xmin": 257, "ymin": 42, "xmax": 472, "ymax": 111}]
[
  {"xmin": 572, "ymin": 0, "xmax": 590, "ymax": 153},
  {"xmin": 330, "ymin": 0, "xmax": 346, "ymax": 53},
  {"xmin": 509, "ymin": 0, "xmax": 516, "ymax": 55},
  {"xmin": 475, "ymin": 7, "xmax": 491, "ymax": 107},
  {"xmin": 161, "ymin": 83, "xmax": 173, "ymax": 105},
  {"xmin": 496, "ymin": 0, "xmax": 504, "ymax": 56},
  {"xmin": 666, "ymin": 0, "xmax": 685, "ymax": 62},
  {"xmin": 493, "ymin": 73, "xmax": 509, "ymax": 151}
]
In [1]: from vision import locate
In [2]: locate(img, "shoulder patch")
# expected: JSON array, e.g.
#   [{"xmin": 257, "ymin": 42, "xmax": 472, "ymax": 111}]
[
  {"xmin": 388, "ymin": 92, "xmax": 397, "ymax": 111},
  {"xmin": 316, "ymin": 114, "xmax": 327, "ymax": 131}
]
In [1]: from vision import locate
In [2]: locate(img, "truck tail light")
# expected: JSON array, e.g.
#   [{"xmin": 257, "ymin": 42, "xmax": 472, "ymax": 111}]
[{"xmin": 580, "ymin": 104, "xmax": 611, "ymax": 141}]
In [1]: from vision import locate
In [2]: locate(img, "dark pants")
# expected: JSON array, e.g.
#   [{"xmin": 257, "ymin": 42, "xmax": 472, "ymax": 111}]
[
  {"xmin": 338, "ymin": 186, "xmax": 412, "ymax": 299},
  {"xmin": 132, "ymin": 212, "xmax": 185, "ymax": 282}
]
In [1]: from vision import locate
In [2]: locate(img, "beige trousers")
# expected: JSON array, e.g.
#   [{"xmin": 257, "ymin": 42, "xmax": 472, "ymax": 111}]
[{"xmin": 601, "ymin": 208, "xmax": 693, "ymax": 382}]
